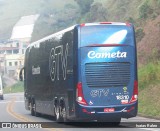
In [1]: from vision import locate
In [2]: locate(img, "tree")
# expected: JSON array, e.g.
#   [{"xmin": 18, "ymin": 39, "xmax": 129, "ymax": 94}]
[
  {"xmin": 74, "ymin": 0, "xmax": 94, "ymax": 14},
  {"xmin": 139, "ymin": 1, "xmax": 153, "ymax": 19},
  {"xmin": 87, "ymin": 2, "xmax": 108, "ymax": 22}
]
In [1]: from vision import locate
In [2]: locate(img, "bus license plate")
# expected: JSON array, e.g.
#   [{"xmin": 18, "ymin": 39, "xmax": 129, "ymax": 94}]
[{"xmin": 104, "ymin": 108, "xmax": 115, "ymax": 112}]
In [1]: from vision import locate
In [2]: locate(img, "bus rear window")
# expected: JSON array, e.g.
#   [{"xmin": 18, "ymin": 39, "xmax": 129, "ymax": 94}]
[{"xmin": 80, "ymin": 25, "xmax": 134, "ymax": 47}]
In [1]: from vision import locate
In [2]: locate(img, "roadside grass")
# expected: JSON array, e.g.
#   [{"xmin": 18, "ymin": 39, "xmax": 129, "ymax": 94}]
[
  {"xmin": 138, "ymin": 61, "xmax": 160, "ymax": 91},
  {"xmin": 138, "ymin": 84, "xmax": 160, "ymax": 118},
  {"xmin": 138, "ymin": 61, "xmax": 160, "ymax": 118},
  {"xmin": 3, "ymin": 81, "xmax": 24, "ymax": 94}
]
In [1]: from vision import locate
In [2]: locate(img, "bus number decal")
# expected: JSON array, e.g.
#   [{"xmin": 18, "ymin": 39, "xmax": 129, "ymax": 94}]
[
  {"xmin": 49, "ymin": 43, "xmax": 69, "ymax": 81},
  {"xmin": 116, "ymin": 95, "xmax": 129, "ymax": 100}
]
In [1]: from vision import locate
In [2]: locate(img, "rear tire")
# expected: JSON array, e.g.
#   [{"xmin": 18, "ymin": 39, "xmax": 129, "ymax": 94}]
[
  {"xmin": 30, "ymin": 101, "xmax": 35, "ymax": 116},
  {"xmin": 30, "ymin": 99, "xmax": 41, "ymax": 117},
  {"xmin": 59, "ymin": 103, "xmax": 68, "ymax": 122},
  {"xmin": 54, "ymin": 104, "xmax": 61, "ymax": 122}
]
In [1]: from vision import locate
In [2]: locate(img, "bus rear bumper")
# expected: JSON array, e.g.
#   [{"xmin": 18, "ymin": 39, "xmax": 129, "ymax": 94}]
[{"xmin": 74, "ymin": 102, "xmax": 138, "ymax": 121}]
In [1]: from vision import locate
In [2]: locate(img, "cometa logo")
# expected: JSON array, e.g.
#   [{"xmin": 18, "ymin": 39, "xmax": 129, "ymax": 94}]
[{"xmin": 88, "ymin": 51, "xmax": 127, "ymax": 59}]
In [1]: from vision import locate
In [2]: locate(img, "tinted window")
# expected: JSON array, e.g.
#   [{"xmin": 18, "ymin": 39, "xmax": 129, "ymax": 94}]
[{"xmin": 80, "ymin": 25, "xmax": 134, "ymax": 47}]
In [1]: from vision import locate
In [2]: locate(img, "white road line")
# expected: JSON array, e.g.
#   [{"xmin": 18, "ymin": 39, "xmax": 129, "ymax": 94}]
[
  {"xmin": 14, "ymin": 101, "xmax": 24, "ymax": 103},
  {"xmin": 0, "ymin": 101, "xmax": 10, "ymax": 104}
]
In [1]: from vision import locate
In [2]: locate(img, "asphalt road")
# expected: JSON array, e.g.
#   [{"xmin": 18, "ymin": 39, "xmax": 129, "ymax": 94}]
[{"xmin": 0, "ymin": 93, "xmax": 160, "ymax": 131}]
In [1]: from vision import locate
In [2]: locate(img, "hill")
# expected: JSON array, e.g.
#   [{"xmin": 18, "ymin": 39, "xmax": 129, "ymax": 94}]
[{"xmin": 0, "ymin": 0, "xmax": 78, "ymax": 41}]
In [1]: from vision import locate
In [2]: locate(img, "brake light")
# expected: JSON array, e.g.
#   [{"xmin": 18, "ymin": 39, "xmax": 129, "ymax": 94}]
[
  {"xmin": 76, "ymin": 82, "xmax": 88, "ymax": 105},
  {"xmin": 80, "ymin": 23, "xmax": 85, "ymax": 27},
  {"xmin": 129, "ymin": 80, "xmax": 138, "ymax": 103},
  {"xmin": 125, "ymin": 22, "xmax": 131, "ymax": 26}
]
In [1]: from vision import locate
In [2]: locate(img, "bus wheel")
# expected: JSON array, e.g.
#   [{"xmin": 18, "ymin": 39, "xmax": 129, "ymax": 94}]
[
  {"xmin": 54, "ymin": 104, "xmax": 61, "ymax": 122},
  {"xmin": 30, "ymin": 101, "xmax": 35, "ymax": 116},
  {"xmin": 60, "ymin": 104, "xmax": 67, "ymax": 122}
]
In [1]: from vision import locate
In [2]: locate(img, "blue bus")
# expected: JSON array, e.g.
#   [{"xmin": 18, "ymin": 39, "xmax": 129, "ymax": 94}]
[{"xmin": 21, "ymin": 22, "xmax": 138, "ymax": 123}]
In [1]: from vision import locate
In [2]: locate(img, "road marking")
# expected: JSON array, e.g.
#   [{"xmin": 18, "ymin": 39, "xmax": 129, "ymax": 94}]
[
  {"xmin": 0, "ymin": 101, "xmax": 10, "ymax": 104},
  {"xmin": 6, "ymin": 97, "xmax": 62, "ymax": 131},
  {"xmin": 14, "ymin": 101, "xmax": 24, "ymax": 103},
  {"xmin": 6, "ymin": 97, "xmax": 30, "ymax": 122}
]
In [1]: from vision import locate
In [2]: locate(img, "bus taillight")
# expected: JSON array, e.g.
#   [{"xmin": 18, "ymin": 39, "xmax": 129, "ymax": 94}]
[
  {"xmin": 125, "ymin": 22, "xmax": 131, "ymax": 26},
  {"xmin": 76, "ymin": 82, "xmax": 88, "ymax": 105},
  {"xmin": 80, "ymin": 23, "xmax": 85, "ymax": 27},
  {"xmin": 129, "ymin": 80, "xmax": 138, "ymax": 103}
]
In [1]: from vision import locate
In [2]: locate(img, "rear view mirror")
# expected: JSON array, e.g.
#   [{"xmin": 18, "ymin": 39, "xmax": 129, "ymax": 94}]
[{"xmin": 19, "ymin": 67, "xmax": 24, "ymax": 81}]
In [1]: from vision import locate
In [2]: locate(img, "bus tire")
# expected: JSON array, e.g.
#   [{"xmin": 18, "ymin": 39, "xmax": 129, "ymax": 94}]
[
  {"xmin": 54, "ymin": 103, "xmax": 61, "ymax": 122},
  {"xmin": 35, "ymin": 110, "xmax": 41, "ymax": 117},
  {"xmin": 59, "ymin": 102, "xmax": 67, "ymax": 122},
  {"xmin": 30, "ymin": 100, "xmax": 35, "ymax": 116}
]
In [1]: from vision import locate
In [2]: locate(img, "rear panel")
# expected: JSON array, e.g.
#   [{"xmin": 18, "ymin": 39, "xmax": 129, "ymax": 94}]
[{"xmin": 79, "ymin": 24, "xmax": 137, "ymax": 107}]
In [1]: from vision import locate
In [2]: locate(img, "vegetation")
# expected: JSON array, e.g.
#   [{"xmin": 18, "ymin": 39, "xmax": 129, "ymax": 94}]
[
  {"xmin": 138, "ymin": 62, "xmax": 160, "ymax": 91},
  {"xmin": 3, "ymin": 82, "xmax": 24, "ymax": 94},
  {"xmin": 138, "ymin": 62, "xmax": 160, "ymax": 117},
  {"xmin": 138, "ymin": 0, "xmax": 153, "ymax": 19},
  {"xmin": 138, "ymin": 83, "xmax": 160, "ymax": 118},
  {"xmin": 74, "ymin": 0, "xmax": 94, "ymax": 15},
  {"xmin": 86, "ymin": 2, "xmax": 108, "ymax": 22},
  {"xmin": 135, "ymin": 28, "xmax": 145, "ymax": 42}
]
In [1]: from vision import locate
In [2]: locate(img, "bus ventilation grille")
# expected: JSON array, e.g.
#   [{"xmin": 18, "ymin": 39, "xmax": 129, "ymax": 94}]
[{"xmin": 85, "ymin": 62, "xmax": 131, "ymax": 88}]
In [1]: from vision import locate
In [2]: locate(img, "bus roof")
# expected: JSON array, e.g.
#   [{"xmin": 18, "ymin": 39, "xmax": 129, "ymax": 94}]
[
  {"xmin": 28, "ymin": 22, "xmax": 130, "ymax": 49},
  {"xmin": 28, "ymin": 25, "xmax": 75, "ymax": 49}
]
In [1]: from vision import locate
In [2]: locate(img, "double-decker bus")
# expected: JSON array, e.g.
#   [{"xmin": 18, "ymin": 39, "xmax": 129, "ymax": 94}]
[{"xmin": 21, "ymin": 22, "xmax": 138, "ymax": 123}]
